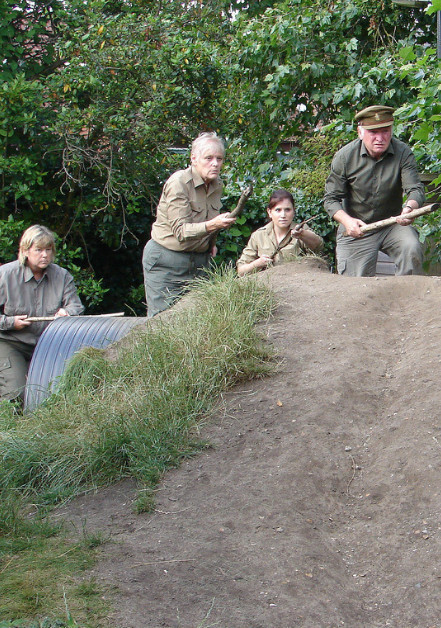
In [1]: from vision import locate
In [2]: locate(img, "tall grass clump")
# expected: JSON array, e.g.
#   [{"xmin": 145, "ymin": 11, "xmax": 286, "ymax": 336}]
[{"xmin": 0, "ymin": 268, "xmax": 276, "ymax": 512}]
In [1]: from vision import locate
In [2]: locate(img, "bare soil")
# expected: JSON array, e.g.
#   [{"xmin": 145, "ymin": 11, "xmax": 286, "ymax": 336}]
[{"xmin": 57, "ymin": 259, "xmax": 441, "ymax": 628}]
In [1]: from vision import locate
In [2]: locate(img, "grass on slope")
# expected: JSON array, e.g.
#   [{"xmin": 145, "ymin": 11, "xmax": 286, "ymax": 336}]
[{"xmin": 0, "ymin": 268, "xmax": 276, "ymax": 626}]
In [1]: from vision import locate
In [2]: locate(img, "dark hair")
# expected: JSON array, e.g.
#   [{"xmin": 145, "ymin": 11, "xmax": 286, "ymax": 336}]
[{"xmin": 267, "ymin": 189, "xmax": 295, "ymax": 211}]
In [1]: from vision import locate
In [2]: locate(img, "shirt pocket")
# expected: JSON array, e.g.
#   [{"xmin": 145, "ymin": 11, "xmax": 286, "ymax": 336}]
[
  {"xmin": 4, "ymin": 296, "xmax": 28, "ymax": 316},
  {"xmin": 44, "ymin": 306, "xmax": 59, "ymax": 316},
  {"xmin": 190, "ymin": 200, "xmax": 206, "ymax": 214},
  {"xmin": 206, "ymin": 201, "xmax": 222, "ymax": 221},
  {"xmin": 143, "ymin": 245, "xmax": 163, "ymax": 273},
  {"xmin": 0, "ymin": 356, "xmax": 11, "ymax": 373},
  {"xmin": 42, "ymin": 293, "xmax": 62, "ymax": 317},
  {"xmin": 189, "ymin": 202, "xmax": 211, "ymax": 226}
]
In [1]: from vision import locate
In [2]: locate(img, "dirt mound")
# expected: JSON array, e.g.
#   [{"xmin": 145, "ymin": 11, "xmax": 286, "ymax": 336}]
[{"xmin": 58, "ymin": 260, "xmax": 441, "ymax": 627}]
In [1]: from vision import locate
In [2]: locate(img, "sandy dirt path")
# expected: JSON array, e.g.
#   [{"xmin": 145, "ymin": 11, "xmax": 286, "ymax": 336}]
[{"xmin": 59, "ymin": 260, "xmax": 441, "ymax": 628}]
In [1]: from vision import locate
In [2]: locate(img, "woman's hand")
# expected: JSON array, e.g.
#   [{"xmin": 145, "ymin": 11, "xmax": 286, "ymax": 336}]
[
  {"xmin": 13, "ymin": 315, "xmax": 31, "ymax": 330},
  {"xmin": 291, "ymin": 224, "xmax": 304, "ymax": 238},
  {"xmin": 237, "ymin": 255, "xmax": 272, "ymax": 277},
  {"xmin": 54, "ymin": 308, "xmax": 70, "ymax": 318},
  {"xmin": 254, "ymin": 255, "xmax": 272, "ymax": 269},
  {"xmin": 291, "ymin": 224, "xmax": 324, "ymax": 252}
]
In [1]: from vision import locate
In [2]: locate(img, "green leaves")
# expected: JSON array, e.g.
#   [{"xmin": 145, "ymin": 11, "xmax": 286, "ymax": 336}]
[
  {"xmin": 413, "ymin": 121, "xmax": 431, "ymax": 141},
  {"xmin": 1, "ymin": 0, "xmax": 440, "ymax": 310},
  {"xmin": 427, "ymin": 0, "xmax": 441, "ymax": 14},
  {"xmin": 399, "ymin": 46, "xmax": 417, "ymax": 61}
]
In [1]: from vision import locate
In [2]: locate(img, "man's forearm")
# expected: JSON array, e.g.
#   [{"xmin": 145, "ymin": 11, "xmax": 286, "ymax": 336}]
[
  {"xmin": 332, "ymin": 209, "xmax": 352, "ymax": 227},
  {"xmin": 402, "ymin": 199, "xmax": 419, "ymax": 212}
]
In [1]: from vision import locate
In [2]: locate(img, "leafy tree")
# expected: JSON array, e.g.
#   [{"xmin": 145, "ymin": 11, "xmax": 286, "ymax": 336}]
[
  {"xmin": 0, "ymin": 0, "xmax": 64, "ymax": 82},
  {"xmin": 217, "ymin": 0, "xmax": 437, "ymax": 267},
  {"xmin": 1, "ymin": 0, "xmax": 440, "ymax": 313},
  {"xmin": 222, "ymin": 0, "xmax": 433, "ymax": 149}
]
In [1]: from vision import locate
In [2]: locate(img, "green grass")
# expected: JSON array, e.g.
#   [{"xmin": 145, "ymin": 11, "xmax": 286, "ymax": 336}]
[
  {"xmin": 0, "ymin": 500, "xmax": 110, "ymax": 626},
  {"xmin": 0, "ymin": 267, "xmax": 276, "ymax": 626}
]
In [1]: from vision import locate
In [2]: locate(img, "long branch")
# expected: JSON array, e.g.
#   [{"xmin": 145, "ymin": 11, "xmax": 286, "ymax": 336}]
[
  {"xmin": 359, "ymin": 203, "xmax": 440, "ymax": 235},
  {"xmin": 229, "ymin": 183, "xmax": 254, "ymax": 218}
]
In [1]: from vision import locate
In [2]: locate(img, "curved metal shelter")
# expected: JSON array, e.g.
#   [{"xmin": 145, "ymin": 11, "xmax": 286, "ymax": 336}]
[{"xmin": 24, "ymin": 316, "xmax": 147, "ymax": 412}]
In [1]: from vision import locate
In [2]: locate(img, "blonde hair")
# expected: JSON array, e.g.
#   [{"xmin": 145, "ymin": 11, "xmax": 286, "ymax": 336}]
[
  {"xmin": 191, "ymin": 132, "xmax": 225, "ymax": 160},
  {"xmin": 19, "ymin": 225, "xmax": 56, "ymax": 266}
]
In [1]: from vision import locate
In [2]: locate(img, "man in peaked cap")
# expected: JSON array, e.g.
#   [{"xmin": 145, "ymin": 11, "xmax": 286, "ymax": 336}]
[{"xmin": 324, "ymin": 105, "xmax": 425, "ymax": 276}]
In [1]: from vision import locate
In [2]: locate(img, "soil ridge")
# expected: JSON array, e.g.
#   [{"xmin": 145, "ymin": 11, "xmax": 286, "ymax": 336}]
[{"xmin": 59, "ymin": 261, "xmax": 441, "ymax": 628}]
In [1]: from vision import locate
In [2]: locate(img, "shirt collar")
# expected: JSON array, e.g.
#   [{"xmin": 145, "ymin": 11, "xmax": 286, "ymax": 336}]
[
  {"xmin": 23, "ymin": 263, "xmax": 49, "ymax": 282},
  {"xmin": 265, "ymin": 221, "xmax": 297, "ymax": 243},
  {"xmin": 189, "ymin": 166, "xmax": 222, "ymax": 193},
  {"xmin": 190, "ymin": 166, "xmax": 205, "ymax": 187}
]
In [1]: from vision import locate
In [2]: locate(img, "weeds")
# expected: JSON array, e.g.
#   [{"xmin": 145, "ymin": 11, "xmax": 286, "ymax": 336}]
[
  {"xmin": 133, "ymin": 487, "xmax": 156, "ymax": 514},
  {"xmin": 0, "ymin": 523, "xmax": 109, "ymax": 624}
]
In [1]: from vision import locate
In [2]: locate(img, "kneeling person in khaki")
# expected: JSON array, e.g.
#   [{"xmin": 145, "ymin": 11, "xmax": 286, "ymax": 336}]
[
  {"xmin": 324, "ymin": 105, "xmax": 425, "ymax": 276},
  {"xmin": 236, "ymin": 189, "xmax": 323, "ymax": 276},
  {"xmin": 0, "ymin": 225, "xmax": 84, "ymax": 401}
]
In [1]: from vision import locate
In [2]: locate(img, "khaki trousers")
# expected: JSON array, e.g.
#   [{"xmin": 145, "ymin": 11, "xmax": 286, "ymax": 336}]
[
  {"xmin": 0, "ymin": 339, "xmax": 34, "ymax": 400},
  {"xmin": 336, "ymin": 223, "xmax": 423, "ymax": 277},
  {"xmin": 143, "ymin": 239, "xmax": 211, "ymax": 318}
]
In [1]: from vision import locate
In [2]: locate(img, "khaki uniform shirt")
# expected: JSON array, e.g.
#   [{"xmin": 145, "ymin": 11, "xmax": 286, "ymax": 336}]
[
  {"xmin": 151, "ymin": 166, "xmax": 223, "ymax": 253},
  {"xmin": 324, "ymin": 137, "xmax": 425, "ymax": 223},
  {"xmin": 0, "ymin": 260, "xmax": 84, "ymax": 347},
  {"xmin": 236, "ymin": 222, "xmax": 323, "ymax": 269}
]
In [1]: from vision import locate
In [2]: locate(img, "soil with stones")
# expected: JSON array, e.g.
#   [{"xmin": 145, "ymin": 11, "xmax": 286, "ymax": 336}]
[{"xmin": 57, "ymin": 259, "xmax": 441, "ymax": 628}]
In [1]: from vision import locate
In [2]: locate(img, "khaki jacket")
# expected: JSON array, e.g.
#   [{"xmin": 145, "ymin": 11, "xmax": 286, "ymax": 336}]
[
  {"xmin": 237, "ymin": 222, "xmax": 323, "ymax": 269},
  {"xmin": 151, "ymin": 166, "xmax": 223, "ymax": 253}
]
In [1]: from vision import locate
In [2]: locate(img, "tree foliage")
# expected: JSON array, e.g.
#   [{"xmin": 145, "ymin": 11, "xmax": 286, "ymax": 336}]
[{"xmin": 1, "ymin": 0, "xmax": 440, "ymax": 311}]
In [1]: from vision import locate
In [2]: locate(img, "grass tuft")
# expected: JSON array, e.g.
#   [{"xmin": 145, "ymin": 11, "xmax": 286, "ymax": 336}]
[{"xmin": 0, "ymin": 268, "xmax": 275, "ymax": 506}]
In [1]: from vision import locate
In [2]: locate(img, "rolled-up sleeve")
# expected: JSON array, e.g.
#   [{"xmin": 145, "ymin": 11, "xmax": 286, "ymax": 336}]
[
  {"xmin": 236, "ymin": 233, "xmax": 260, "ymax": 267},
  {"xmin": 0, "ymin": 309, "xmax": 15, "ymax": 331}
]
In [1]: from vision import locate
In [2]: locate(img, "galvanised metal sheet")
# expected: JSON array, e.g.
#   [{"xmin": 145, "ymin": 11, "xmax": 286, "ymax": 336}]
[{"xmin": 24, "ymin": 316, "xmax": 147, "ymax": 412}]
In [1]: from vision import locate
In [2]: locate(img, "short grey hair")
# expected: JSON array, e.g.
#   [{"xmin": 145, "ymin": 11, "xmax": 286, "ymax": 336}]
[
  {"xmin": 19, "ymin": 225, "xmax": 56, "ymax": 265},
  {"xmin": 191, "ymin": 132, "xmax": 225, "ymax": 160}
]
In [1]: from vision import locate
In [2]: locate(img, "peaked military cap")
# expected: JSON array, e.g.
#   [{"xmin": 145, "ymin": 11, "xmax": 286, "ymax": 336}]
[{"xmin": 354, "ymin": 105, "xmax": 395, "ymax": 129}]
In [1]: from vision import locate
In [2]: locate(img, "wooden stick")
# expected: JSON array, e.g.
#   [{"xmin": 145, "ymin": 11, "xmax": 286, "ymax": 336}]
[
  {"xmin": 270, "ymin": 214, "xmax": 321, "ymax": 260},
  {"xmin": 358, "ymin": 203, "xmax": 440, "ymax": 235},
  {"xmin": 229, "ymin": 183, "xmax": 254, "ymax": 218},
  {"xmin": 26, "ymin": 317, "xmax": 59, "ymax": 322},
  {"xmin": 26, "ymin": 312, "xmax": 125, "ymax": 322},
  {"xmin": 296, "ymin": 213, "xmax": 320, "ymax": 229}
]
